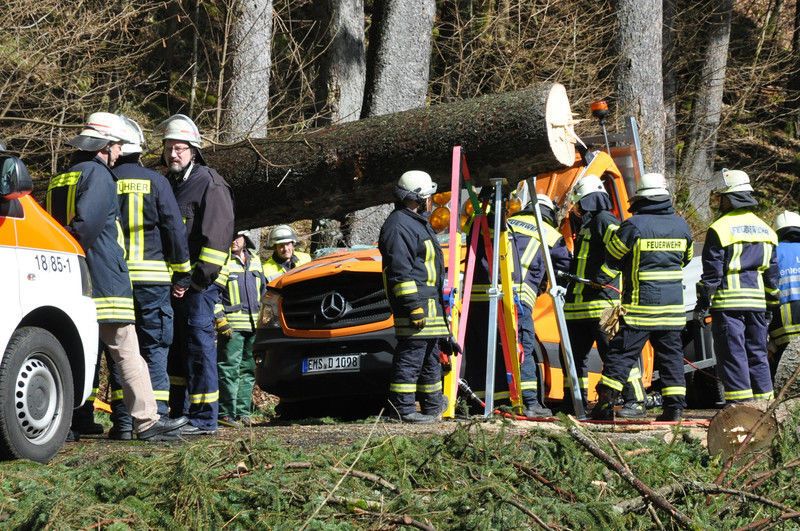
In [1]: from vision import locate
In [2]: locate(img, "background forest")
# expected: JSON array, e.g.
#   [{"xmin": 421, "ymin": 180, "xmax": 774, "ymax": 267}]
[{"xmin": 1, "ymin": 0, "xmax": 799, "ymax": 239}]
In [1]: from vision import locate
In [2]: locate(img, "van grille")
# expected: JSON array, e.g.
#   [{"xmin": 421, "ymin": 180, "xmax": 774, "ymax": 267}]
[{"xmin": 281, "ymin": 273, "xmax": 391, "ymax": 330}]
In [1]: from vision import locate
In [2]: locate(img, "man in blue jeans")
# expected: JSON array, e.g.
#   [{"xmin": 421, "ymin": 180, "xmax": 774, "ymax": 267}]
[{"xmin": 161, "ymin": 114, "xmax": 234, "ymax": 435}]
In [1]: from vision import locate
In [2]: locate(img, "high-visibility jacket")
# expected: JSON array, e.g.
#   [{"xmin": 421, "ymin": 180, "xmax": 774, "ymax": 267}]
[
  {"xmin": 263, "ymin": 251, "xmax": 311, "ymax": 282},
  {"xmin": 379, "ymin": 206, "xmax": 448, "ymax": 338},
  {"xmin": 698, "ymin": 209, "xmax": 780, "ymax": 312},
  {"xmin": 599, "ymin": 200, "xmax": 693, "ymax": 330},
  {"xmin": 114, "ymin": 161, "xmax": 191, "ymax": 285},
  {"xmin": 46, "ymin": 154, "xmax": 134, "ymax": 323},
  {"xmin": 564, "ymin": 209, "xmax": 621, "ymax": 320},
  {"xmin": 215, "ymin": 249, "xmax": 266, "ymax": 331},
  {"xmin": 771, "ymin": 238, "xmax": 800, "ymax": 346},
  {"xmin": 169, "ymin": 163, "xmax": 235, "ymax": 290},
  {"xmin": 507, "ymin": 212, "xmax": 547, "ymax": 308}
]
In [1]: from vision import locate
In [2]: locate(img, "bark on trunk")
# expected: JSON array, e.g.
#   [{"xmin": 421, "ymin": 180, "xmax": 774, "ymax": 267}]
[
  {"xmin": 678, "ymin": 0, "xmax": 733, "ymax": 223},
  {"xmin": 663, "ymin": 0, "xmax": 677, "ymax": 186},
  {"xmin": 225, "ymin": 0, "xmax": 273, "ymax": 140},
  {"xmin": 614, "ymin": 0, "xmax": 665, "ymax": 175},
  {"xmin": 202, "ymin": 84, "xmax": 576, "ymax": 229},
  {"xmin": 343, "ymin": 0, "xmax": 437, "ymax": 246}
]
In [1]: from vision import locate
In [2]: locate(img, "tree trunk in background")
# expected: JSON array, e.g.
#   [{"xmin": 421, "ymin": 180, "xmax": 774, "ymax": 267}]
[
  {"xmin": 663, "ymin": 0, "xmax": 677, "ymax": 185},
  {"xmin": 311, "ymin": 0, "xmax": 367, "ymax": 252},
  {"xmin": 341, "ymin": 0, "xmax": 436, "ymax": 246},
  {"xmin": 614, "ymin": 0, "xmax": 665, "ymax": 176},
  {"xmin": 678, "ymin": 0, "xmax": 733, "ymax": 223},
  {"xmin": 790, "ymin": 0, "xmax": 800, "ymax": 137},
  {"xmin": 226, "ymin": 0, "xmax": 273, "ymax": 140}
]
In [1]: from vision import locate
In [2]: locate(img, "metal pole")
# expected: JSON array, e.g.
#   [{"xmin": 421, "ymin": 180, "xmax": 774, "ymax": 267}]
[
  {"xmin": 527, "ymin": 176, "xmax": 586, "ymax": 418},
  {"xmin": 484, "ymin": 178, "xmax": 505, "ymax": 417}
]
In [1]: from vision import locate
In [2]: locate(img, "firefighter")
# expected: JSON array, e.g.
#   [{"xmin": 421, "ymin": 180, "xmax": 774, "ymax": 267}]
[
  {"xmin": 529, "ymin": 193, "xmax": 571, "ymax": 275},
  {"xmin": 161, "ymin": 114, "xmax": 235, "ymax": 435},
  {"xmin": 694, "ymin": 169, "xmax": 780, "ymax": 403},
  {"xmin": 46, "ymin": 112, "xmax": 187, "ymax": 440},
  {"xmin": 508, "ymin": 200, "xmax": 554, "ymax": 417},
  {"xmin": 563, "ymin": 175, "xmax": 645, "ymax": 416},
  {"xmin": 379, "ymin": 170, "xmax": 448, "ymax": 423},
  {"xmin": 591, "ymin": 174, "xmax": 693, "ymax": 421},
  {"xmin": 769, "ymin": 210, "xmax": 800, "ymax": 370},
  {"xmin": 215, "ymin": 231, "xmax": 267, "ymax": 428},
  {"xmin": 262, "ymin": 225, "xmax": 311, "ymax": 282},
  {"xmin": 105, "ymin": 116, "xmax": 192, "ymax": 439}
]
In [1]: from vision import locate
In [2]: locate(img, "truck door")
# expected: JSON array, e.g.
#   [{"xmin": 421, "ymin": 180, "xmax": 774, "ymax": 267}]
[{"xmin": 0, "ymin": 207, "xmax": 21, "ymax": 347}]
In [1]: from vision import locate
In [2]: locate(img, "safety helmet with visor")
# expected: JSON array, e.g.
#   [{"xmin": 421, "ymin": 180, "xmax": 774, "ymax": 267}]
[
  {"xmin": 569, "ymin": 174, "xmax": 606, "ymax": 204},
  {"xmin": 775, "ymin": 210, "xmax": 800, "ymax": 232},
  {"xmin": 67, "ymin": 112, "xmax": 133, "ymax": 152},
  {"xmin": 714, "ymin": 168, "xmax": 753, "ymax": 194},
  {"xmin": 395, "ymin": 170, "xmax": 437, "ymax": 204},
  {"xmin": 118, "ymin": 115, "xmax": 145, "ymax": 156},
  {"xmin": 268, "ymin": 225, "xmax": 299, "ymax": 247},
  {"xmin": 633, "ymin": 172, "xmax": 670, "ymax": 199}
]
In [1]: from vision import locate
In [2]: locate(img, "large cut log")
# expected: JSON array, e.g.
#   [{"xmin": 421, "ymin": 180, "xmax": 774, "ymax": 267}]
[{"xmin": 204, "ymin": 83, "xmax": 576, "ymax": 228}]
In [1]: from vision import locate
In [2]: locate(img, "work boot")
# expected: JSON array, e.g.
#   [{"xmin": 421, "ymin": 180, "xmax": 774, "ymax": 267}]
[
  {"xmin": 523, "ymin": 401, "xmax": 553, "ymax": 418},
  {"xmin": 137, "ymin": 416, "xmax": 189, "ymax": 441},
  {"xmin": 65, "ymin": 430, "xmax": 80, "ymax": 442},
  {"xmin": 656, "ymin": 407, "xmax": 684, "ymax": 422},
  {"xmin": 617, "ymin": 401, "xmax": 646, "ymax": 419},
  {"xmin": 400, "ymin": 412, "xmax": 437, "ymax": 424},
  {"xmin": 178, "ymin": 424, "xmax": 218, "ymax": 436},
  {"xmin": 422, "ymin": 394, "xmax": 448, "ymax": 418},
  {"xmin": 590, "ymin": 385, "xmax": 620, "ymax": 421},
  {"xmin": 108, "ymin": 428, "xmax": 133, "ymax": 441},
  {"xmin": 71, "ymin": 402, "xmax": 104, "ymax": 435},
  {"xmin": 239, "ymin": 416, "xmax": 254, "ymax": 427}
]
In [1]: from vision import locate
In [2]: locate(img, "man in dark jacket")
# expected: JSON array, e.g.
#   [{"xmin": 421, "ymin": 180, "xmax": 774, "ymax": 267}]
[
  {"xmin": 695, "ymin": 169, "xmax": 780, "ymax": 404},
  {"xmin": 161, "ymin": 114, "xmax": 235, "ymax": 435},
  {"xmin": 563, "ymin": 175, "xmax": 645, "ymax": 416},
  {"xmin": 215, "ymin": 231, "xmax": 266, "ymax": 427},
  {"xmin": 47, "ymin": 112, "xmax": 187, "ymax": 440},
  {"xmin": 592, "ymin": 174, "xmax": 694, "ymax": 421},
  {"xmin": 105, "ymin": 116, "xmax": 192, "ymax": 439},
  {"xmin": 379, "ymin": 170, "xmax": 448, "ymax": 423}
]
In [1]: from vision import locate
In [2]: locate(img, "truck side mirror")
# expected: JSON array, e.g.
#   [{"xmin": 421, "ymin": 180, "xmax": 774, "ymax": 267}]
[{"xmin": 0, "ymin": 155, "xmax": 33, "ymax": 200}]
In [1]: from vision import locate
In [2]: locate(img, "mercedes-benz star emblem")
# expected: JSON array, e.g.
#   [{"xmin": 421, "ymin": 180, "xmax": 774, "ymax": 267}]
[{"xmin": 320, "ymin": 291, "xmax": 348, "ymax": 321}]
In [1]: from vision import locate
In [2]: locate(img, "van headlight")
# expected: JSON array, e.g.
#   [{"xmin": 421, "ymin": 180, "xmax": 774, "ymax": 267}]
[
  {"xmin": 78, "ymin": 256, "xmax": 93, "ymax": 297},
  {"xmin": 257, "ymin": 290, "xmax": 281, "ymax": 329}
]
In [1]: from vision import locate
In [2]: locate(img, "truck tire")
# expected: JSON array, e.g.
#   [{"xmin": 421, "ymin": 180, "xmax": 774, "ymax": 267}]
[{"xmin": 0, "ymin": 327, "xmax": 74, "ymax": 463}]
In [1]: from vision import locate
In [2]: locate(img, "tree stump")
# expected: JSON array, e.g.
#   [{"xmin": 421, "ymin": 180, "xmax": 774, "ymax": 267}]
[
  {"xmin": 774, "ymin": 337, "xmax": 800, "ymax": 399},
  {"xmin": 707, "ymin": 403, "xmax": 778, "ymax": 460}
]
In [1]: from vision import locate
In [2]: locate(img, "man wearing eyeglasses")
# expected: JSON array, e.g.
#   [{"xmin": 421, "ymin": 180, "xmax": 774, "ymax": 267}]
[{"xmin": 160, "ymin": 114, "xmax": 234, "ymax": 436}]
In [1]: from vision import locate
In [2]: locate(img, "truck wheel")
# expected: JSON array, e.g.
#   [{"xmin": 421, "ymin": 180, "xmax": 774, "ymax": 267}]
[{"xmin": 0, "ymin": 327, "xmax": 74, "ymax": 463}]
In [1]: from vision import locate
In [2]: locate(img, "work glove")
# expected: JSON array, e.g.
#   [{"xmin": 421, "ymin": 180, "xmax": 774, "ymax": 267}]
[
  {"xmin": 215, "ymin": 316, "xmax": 233, "ymax": 337},
  {"xmin": 692, "ymin": 306, "xmax": 709, "ymax": 327},
  {"xmin": 440, "ymin": 337, "xmax": 462, "ymax": 356},
  {"xmin": 409, "ymin": 308, "xmax": 426, "ymax": 330}
]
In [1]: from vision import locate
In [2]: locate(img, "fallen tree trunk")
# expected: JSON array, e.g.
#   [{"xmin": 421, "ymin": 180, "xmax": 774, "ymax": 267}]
[{"xmin": 204, "ymin": 83, "xmax": 576, "ymax": 228}]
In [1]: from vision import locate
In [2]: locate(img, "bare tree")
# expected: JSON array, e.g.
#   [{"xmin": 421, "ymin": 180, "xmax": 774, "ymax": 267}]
[
  {"xmin": 311, "ymin": 0, "xmax": 367, "ymax": 250},
  {"xmin": 341, "ymin": 0, "xmax": 437, "ymax": 246},
  {"xmin": 678, "ymin": 0, "xmax": 733, "ymax": 222},
  {"xmin": 614, "ymin": 0, "xmax": 665, "ymax": 175},
  {"xmin": 663, "ymin": 0, "xmax": 677, "ymax": 184},
  {"xmin": 226, "ymin": 0, "xmax": 274, "ymax": 140}
]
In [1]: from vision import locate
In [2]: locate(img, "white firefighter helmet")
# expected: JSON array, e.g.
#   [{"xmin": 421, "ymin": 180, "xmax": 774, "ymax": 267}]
[
  {"xmin": 536, "ymin": 194, "xmax": 556, "ymax": 211},
  {"xmin": 634, "ymin": 172, "xmax": 670, "ymax": 199},
  {"xmin": 715, "ymin": 168, "xmax": 753, "ymax": 193},
  {"xmin": 569, "ymin": 174, "xmax": 606, "ymax": 203},
  {"xmin": 396, "ymin": 170, "xmax": 437, "ymax": 202},
  {"xmin": 268, "ymin": 225, "xmax": 299, "ymax": 247},
  {"xmin": 119, "ymin": 115, "xmax": 145, "ymax": 155},
  {"xmin": 775, "ymin": 210, "xmax": 800, "ymax": 232},
  {"xmin": 67, "ymin": 112, "xmax": 132, "ymax": 152},
  {"xmin": 159, "ymin": 114, "xmax": 203, "ymax": 148}
]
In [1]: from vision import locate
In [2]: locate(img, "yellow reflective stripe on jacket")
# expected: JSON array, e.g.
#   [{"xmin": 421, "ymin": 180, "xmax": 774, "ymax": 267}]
[
  {"xmin": 710, "ymin": 210, "xmax": 778, "ymax": 247},
  {"xmin": 129, "ymin": 270, "xmax": 172, "ymax": 283},
  {"xmin": 189, "ymin": 391, "xmax": 219, "ymax": 404},
  {"xmin": 637, "ymin": 270, "xmax": 684, "ymax": 281},
  {"xmin": 170, "ymin": 260, "xmax": 192, "ymax": 273},
  {"xmin": 600, "ymin": 263, "xmax": 619, "ymax": 279},
  {"xmin": 393, "ymin": 281, "xmax": 418, "ymax": 297},
  {"xmin": 111, "ymin": 389, "xmax": 125, "ymax": 402},
  {"xmin": 199, "ymin": 246, "xmax": 229, "ymax": 266},
  {"xmin": 600, "ymin": 375, "xmax": 624, "ymax": 391},
  {"xmin": 122, "ymin": 185, "xmax": 147, "ymax": 262},
  {"xmin": 47, "ymin": 171, "xmax": 82, "ymax": 224},
  {"xmin": 424, "ymin": 240, "xmax": 436, "ymax": 286}
]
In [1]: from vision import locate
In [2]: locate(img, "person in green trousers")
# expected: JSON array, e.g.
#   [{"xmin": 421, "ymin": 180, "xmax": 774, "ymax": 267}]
[{"xmin": 215, "ymin": 231, "xmax": 267, "ymax": 427}]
